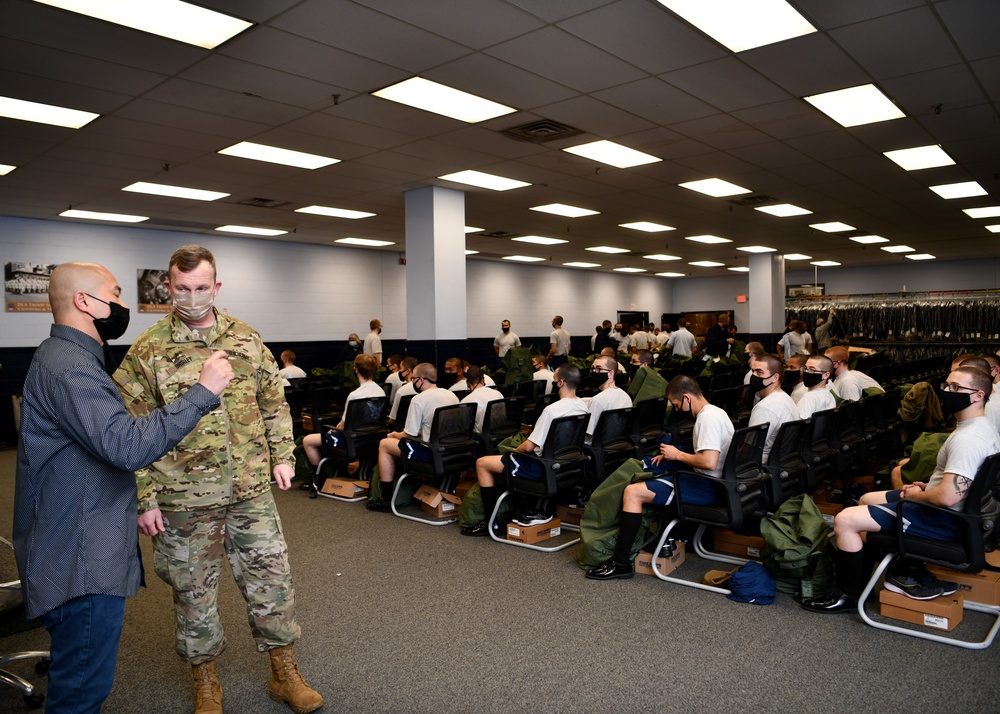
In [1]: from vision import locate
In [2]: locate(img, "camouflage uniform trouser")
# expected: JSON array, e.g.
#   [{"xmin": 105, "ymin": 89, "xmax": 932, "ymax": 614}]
[{"xmin": 153, "ymin": 491, "xmax": 300, "ymax": 665}]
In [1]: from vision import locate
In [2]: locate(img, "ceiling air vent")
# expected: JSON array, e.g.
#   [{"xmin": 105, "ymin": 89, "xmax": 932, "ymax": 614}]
[
  {"xmin": 237, "ymin": 197, "xmax": 289, "ymax": 208},
  {"xmin": 727, "ymin": 195, "xmax": 778, "ymax": 207},
  {"xmin": 501, "ymin": 119, "xmax": 583, "ymax": 144},
  {"xmin": 481, "ymin": 231, "xmax": 519, "ymax": 238}
]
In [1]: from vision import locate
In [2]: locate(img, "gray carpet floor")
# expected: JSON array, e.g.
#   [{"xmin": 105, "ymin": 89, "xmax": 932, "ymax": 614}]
[{"xmin": 1, "ymin": 447, "xmax": 998, "ymax": 713}]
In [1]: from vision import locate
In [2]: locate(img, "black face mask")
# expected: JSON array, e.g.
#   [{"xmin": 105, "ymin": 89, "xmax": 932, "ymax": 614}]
[
  {"xmin": 802, "ymin": 372, "xmax": 825, "ymax": 389},
  {"xmin": 749, "ymin": 374, "xmax": 771, "ymax": 393},
  {"xmin": 85, "ymin": 293, "xmax": 130, "ymax": 341},
  {"xmin": 625, "ymin": 363, "xmax": 640, "ymax": 378},
  {"xmin": 940, "ymin": 391, "xmax": 975, "ymax": 415},
  {"xmin": 501, "ymin": 327, "xmax": 510, "ymax": 333},
  {"xmin": 782, "ymin": 370, "xmax": 800, "ymax": 389},
  {"xmin": 587, "ymin": 371, "xmax": 609, "ymax": 389}
]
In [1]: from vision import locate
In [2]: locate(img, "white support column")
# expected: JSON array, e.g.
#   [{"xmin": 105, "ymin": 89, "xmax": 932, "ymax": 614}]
[
  {"xmin": 747, "ymin": 253, "xmax": 785, "ymax": 334},
  {"xmin": 404, "ymin": 186, "xmax": 467, "ymax": 341}
]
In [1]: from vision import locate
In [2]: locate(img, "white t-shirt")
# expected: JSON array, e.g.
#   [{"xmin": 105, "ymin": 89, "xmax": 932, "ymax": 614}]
[
  {"xmin": 618, "ymin": 333, "xmax": 632, "ymax": 353},
  {"xmin": 389, "ymin": 382, "xmax": 416, "ymax": 421},
  {"xmin": 385, "ymin": 371, "xmax": 403, "ymax": 401},
  {"xmin": 667, "ymin": 328, "xmax": 696, "ymax": 358},
  {"xmin": 461, "ymin": 386, "xmax": 504, "ymax": 434},
  {"xmin": 279, "ymin": 364, "xmax": 306, "ymax": 380},
  {"xmin": 985, "ymin": 389, "xmax": 1000, "ymax": 435},
  {"xmin": 343, "ymin": 380, "xmax": 386, "ymax": 421},
  {"xmin": 550, "ymin": 327, "xmax": 571, "ymax": 356},
  {"xmin": 586, "ymin": 386, "xmax": 633, "ymax": 440},
  {"xmin": 789, "ymin": 381, "xmax": 808, "ymax": 404},
  {"xmin": 926, "ymin": 416, "xmax": 1000, "ymax": 511},
  {"xmin": 527, "ymin": 397, "xmax": 589, "ymax": 455},
  {"xmin": 533, "ymin": 368, "xmax": 555, "ymax": 394},
  {"xmin": 655, "ymin": 332, "xmax": 670, "ymax": 346},
  {"xmin": 798, "ymin": 386, "xmax": 836, "ymax": 419},
  {"xmin": 692, "ymin": 403, "xmax": 734, "ymax": 479},
  {"xmin": 450, "ymin": 375, "xmax": 496, "ymax": 392},
  {"xmin": 749, "ymin": 389, "xmax": 799, "ymax": 462},
  {"xmin": 781, "ymin": 331, "xmax": 812, "ymax": 356},
  {"xmin": 631, "ymin": 331, "xmax": 650, "ymax": 351},
  {"xmin": 494, "ymin": 331, "xmax": 521, "ymax": 357},
  {"xmin": 403, "ymin": 388, "xmax": 459, "ymax": 442},
  {"xmin": 833, "ymin": 369, "xmax": 882, "ymax": 401},
  {"xmin": 363, "ymin": 330, "xmax": 382, "ymax": 359}
]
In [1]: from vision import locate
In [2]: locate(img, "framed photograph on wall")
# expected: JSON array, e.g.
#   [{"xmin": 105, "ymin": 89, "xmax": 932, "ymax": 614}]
[
  {"xmin": 5, "ymin": 261, "xmax": 54, "ymax": 312},
  {"xmin": 787, "ymin": 284, "xmax": 824, "ymax": 298},
  {"xmin": 137, "ymin": 268, "xmax": 171, "ymax": 313}
]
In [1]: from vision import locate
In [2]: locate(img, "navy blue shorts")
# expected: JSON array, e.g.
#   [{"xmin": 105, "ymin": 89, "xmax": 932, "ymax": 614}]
[
  {"xmin": 867, "ymin": 490, "xmax": 961, "ymax": 541},
  {"xmin": 643, "ymin": 473, "xmax": 721, "ymax": 507},
  {"xmin": 401, "ymin": 440, "xmax": 433, "ymax": 463},
  {"xmin": 322, "ymin": 429, "xmax": 345, "ymax": 450},
  {"xmin": 503, "ymin": 451, "xmax": 545, "ymax": 480}
]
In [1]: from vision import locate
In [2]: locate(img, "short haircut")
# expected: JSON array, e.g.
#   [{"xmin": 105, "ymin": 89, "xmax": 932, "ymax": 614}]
[
  {"xmin": 533, "ymin": 354, "xmax": 548, "ymax": 367},
  {"xmin": 400, "ymin": 356, "xmax": 418, "ymax": 372},
  {"xmin": 445, "ymin": 357, "xmax": 463, "ymax": 371},
  {"xmin": 786, "ymin": 354, "xmax": 809, "ymax": 369},
  {"xmin": 552, "ymin": 315, "xmax": 564, "ymax": 326},
  {"xmin": 600, "ymin": 347, "xmax": 617, "ymax": 358},
  {"xmin": 983, "ymin": 354, "xmax": 999, "ymax": 370},
  {"xmin": 602, "ymin": 320, "xmax": 612, "ymax": 328},
  {"xmin": 676, "ymin": 318, "xmax": 687, "ymax": 328},
  {"xmin": 280, "ymin": 350, "xmax": 296, "ymax": 364},
  {"xmin": 717, "ymin": 313, "xmax": 730, "ymax": 322},
  {"xmin": 554, "ymin": 363, "xmax": 581, "ymax": 389},
  {"xmin": 169, "ymin": 244, "xmax": 215, "ymax": 279},
  {"xmin": 807, "ymin": 355, "xmax": 833, "ymax": 374},
  {"xmin": 386, "ymin": 353, "xmax": 403, "ymax": 367},
  {"xmin": 952, "ymin": 366, "xmax": 991, "ymax": 396},
  {"xmin": 370, "ymin": 318, "xmax": 381, "ymax": 330},
  {"xmin": 354, "ymin": 353, "xmax": 377, "ymax": 380},
  {"xmin": 595, "ymin": 355, "xmax": 617, "ymax": 373},
  {"xmin": 413, "ymin": 362, "xmax": 437, "ymax": 382},
  {"xmin": 959, "ymin": 356, "xmax": 991, "ymax": 376},
  {"xmin": 465, "ymin": 365, "xmax": 485, "ymax": 386},
  {"xmin": 752, "ymin": 354, "xmax": 784, "ymax": 376},
  {"xmin": 745, "ymin": 341, "xmax": 766, "ymax": 358},
  {"xmin": 825, "ymin": 346, "xmax": 849, "ymax": 364},
  {"xmin": 667, "ymin": 374, "xmax": 702, "ymax": 401},
  {"xmin": 634, "ymin": 349, "xmax": 653, "ymax": 366}
]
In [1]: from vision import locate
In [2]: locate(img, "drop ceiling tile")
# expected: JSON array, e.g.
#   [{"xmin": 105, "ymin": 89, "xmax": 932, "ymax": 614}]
[
  {"xmin": 617, "ymin": 127, "xmax": 715, "ymax": 160},
  {"xmin": 502, "ymin": 0, "xmax": 618, "ymax": 24},
  {"xmin": 144, "ymin": 79, "xmax": 312, "ymax": 126},
  {"xmin": 593, "ymin": 78, "xmax": 717, "ymax": 126},
  {"xmin": 660, "ymin": 57, "xmax": 790, "ymax": 113},
  {"xmin": 793, "ymin": 0, "xmax": 925, "ymax": 29},
  {"xmin": 936, "ymin": 0, "xmax": 1000, "ymax": 62},
  {"xmin": 727, "ymin": 141, "xmax": 814, "ymax": 170},
  {"xmin": 672, "ymin": 151, "xmax": 763, "ymax": 178},
  {"xmin": 917, "ymin": 103, "xmax": 1000, "ymax": 143},
  {"xmin": 114, "ymin": 99, "xmax": 271, "ymax": 141},
  {"xmin": 970, "ymin": 57, "xmax": 1000, "ymax": 103},
  {"xmin": 0, "ymin": 68, "xmax": 131, "ymax": 115},
  {"xmin": 668, "ymin": 114, "xmax": 774, "ymax": 151},
  {"xmin": 786, "ymin": 131, "xmax": 872, "ymax": 161},
  {"xmin": 196, "ymin": 0, "xmax": 302, "ymax": 22},
  {"xmin": 732, "ymin": 99, "xmax": 836, "ymax": 139},
  {"xmin": 180, "ymin": 55, "xmax": 342, "ymax": 111},
  {"xmin": 281, "ymin": 113, "xmax": 415, "ymax": 153},
  {"xmin": 425, "ymin": 53, "xmax": 578, "ymax": 111},
  {"xmin": 355, "ymin": 0, "xmax": 544, "ymax": 48},
  {"xmin": 740, "ymin": 33, "xmax": 867, "ymax": 97},
  {"xmin": 882, "ymin": 64, "xmax": 988, "ymax": 117},
  {"xmin": 329, "ymin": 93, "xmax": 469, "ymax": 138},
  {"xmin": 533, "ymin": 95, "xmax": 655, "ymax": 138}
]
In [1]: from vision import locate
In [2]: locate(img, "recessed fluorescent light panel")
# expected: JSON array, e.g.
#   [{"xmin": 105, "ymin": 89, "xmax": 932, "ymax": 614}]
[
  {"xmin": 643, "ymin": 254, "xmax": 682, "ymax": 261},
  {"xmin": 964, "ymin": 206, "xmax": 1000, "ymax": 219},
  {"xmin": 685, "ymin": 234, "xmax": 732, "ymax": 244},
  {"xmin": 122, "ymin": 182, "xmax": 228, "ymax": 201},
  {"xmin": 295, "ymin": 205, "xmax": 375, "ymax": 219},
  {"xmin": 883, "ymin": 145, "xmax": 955, "ymax": 171},
  {"xmin": 657, "ymin": 0, "xmax": 816, "ymax": 52},
  {"xmin": 586, "ymin": 246, "xmax": 629, "ymax": 254},
  {"xmin": 849, "ymin": 235, "xmax": 889, "ymax": 245},
  {"xmin": 529, "ymin": 203, "xmax": 599, "ymax": 218},
  {"xmin": 215, "ymin": 225, "xmax": 287, "ymax": 236},
  {"xmin": 803, "ymin": 84, "xmax": 905, "ymax": 128},
  {"xmin": 465, "ymin": 226, "xmax": 484, "ymax": 233},
  {"xmin": 620, "ymin": 221, "xmax": 675, "ymax": 232},
  {"xmin": 465, "ymin": 250, "xmax": 479, "ymax": 255},
  {"xmin": 218, "ymin": 142, "xmax": 339, "ymax": 170},
  {"xmin": 0, "ymin": 95, "xmax": 99, "ymax": 129},
  {"xmin": 755, "ymin": 204, "xmax": 812, "ymax": 217},
  {"xmin": 335, "ymin": 237, "xmax": 395, "ymax": 247},
  {"xmin": 810, "ymin": 222, "xmax": 855, "ymax": 233},
  {"xmin": 905, "ymin": 253, "xmax": 935, "ymax": 261},
  {"xmin": 810, "ymin": 260, "xmax": 841, "ymax": 267},
  {"xmin": 512, "ymin": 236, "xmax": 568, "ymax": 245},
  {"xmin": 372, "ymin": 76, "xmax": 515, "ymax": 123},
  {"xmin": 657, "ymin": 272, "xmax": 686, "ymax": 278},
  {"xmin": 880, "ymin": 245, "xmax": 914, "ymax": 253},
  {"xmin": 33, "ymin": 0, "xmax": 253, "ymax": 49},
  {"xmin": 679, "ymin": 178, "xmax": 751, "ymax": 197},
  {"xmin": 783, "ymin": 253, "xmax": 812, "ymax": 260},
  {"xmin": 728, "ymin": 267, "xmax": 751, "ymax": 272},
  {"xmin": 562, "ymin": 140, "xmax": 661, "ymax": 169},
  {"xmin": 564, "ymin": 262, "xmax": 601, "ymax": 268},
  {"xmin": 986, "ymin": 225, "xmax": 1000, "ymax": 234},
  {"xmin": 438, "ymin": 170, "xmax": 530, "ymax": 191},
  {"xmin": 502, "ymin": 255, "xmax": 545, "ymax": 262},
  {"xmin": 0, "ymin": 164, "xmax": 16, "ymax": 175},
  {"xmin": 737, "ymin": 245, "xmax": 776, "ymax": 253},
  {"xmin": 929, "ymin": 181, "xmax": 987, "ymax": 199},
  {"xmin": 614, "ymin": 267, "xmax": 647, "ymax": 273},
  {"xmin": 689, "ymin": 260, "xmax": 725, "ymax": 268},
  {"xmin": 60, "ymin": 209, "xmax": 148, "ymax": 223}
]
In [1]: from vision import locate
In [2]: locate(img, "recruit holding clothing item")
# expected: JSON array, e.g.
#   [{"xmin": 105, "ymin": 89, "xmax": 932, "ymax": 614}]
[
  {"xmin": 114, "ymin": 309, "xmax": 300, "ymax": 663},
  {"xmin": 15, "ymin": 324, "xmax": 219, "ymax": 711}
]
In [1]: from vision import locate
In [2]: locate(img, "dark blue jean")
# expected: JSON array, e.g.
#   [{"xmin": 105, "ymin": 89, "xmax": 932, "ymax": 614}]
[{"xmin": 40, "ymin": 594, "xmax": 126, "ymax": 714}]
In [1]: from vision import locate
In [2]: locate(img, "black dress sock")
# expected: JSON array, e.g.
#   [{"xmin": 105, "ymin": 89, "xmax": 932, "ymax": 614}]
[
  {"xmin": 481, "ymin": 486, "xmax": 498, "ymax": 522},
  {"xmin": 613, "ymin": 511, "xmax": 643, "ymax": 565},
  {"xmin": 834, "ymin": 548, "xmax": 866, "ymax": 598}
]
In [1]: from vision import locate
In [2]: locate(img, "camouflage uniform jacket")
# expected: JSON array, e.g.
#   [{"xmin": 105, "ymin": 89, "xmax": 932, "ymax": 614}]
[{"xmin": 114, "ymin": 309, "xmax": 294, "ymax": 513}]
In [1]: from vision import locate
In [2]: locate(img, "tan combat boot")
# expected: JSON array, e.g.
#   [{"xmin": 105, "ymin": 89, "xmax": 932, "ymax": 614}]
[
  {"xmin": 268, "ymin": 643, "xmax": 324, "ymax": 713},
  {"xmin": 191, "ymin": 660, "xmax": 223, "ymax": 714}
]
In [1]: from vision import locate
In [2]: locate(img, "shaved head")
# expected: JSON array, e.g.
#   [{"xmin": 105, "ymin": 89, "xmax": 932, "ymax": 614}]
[{"xmin": 49, "ymin": 262, "xmax": 114, "ymax": 319}]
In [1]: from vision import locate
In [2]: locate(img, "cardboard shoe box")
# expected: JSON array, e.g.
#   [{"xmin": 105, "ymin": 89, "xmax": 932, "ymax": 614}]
[
  {"xmin": 412, "ymin": 485, "xmax": 461, "ymax": 518},
  {"xmin": 507, "ymin": 518, "xmax": 561, "ymax": 544},
  {"xmin": 320, "ymin": 478, "xmax": 370, "ymax": 498},
  {"xmin": 634, "ymin": 542, "xmax": 686, "ymax": 576},
  {"xmin": 556, "ymin": 503, "xmax": 585, "ymax": 526},
  {"xmin": 926, "ymin": 565, "xmax": 1000, "ymax": 606},
  {"xmin": 712, "ymin": 528, "xmax": 764, "ymax": 561},
  {"xmin": 879, "ymin": 588, "xmax": 964, "ymax": 632}
]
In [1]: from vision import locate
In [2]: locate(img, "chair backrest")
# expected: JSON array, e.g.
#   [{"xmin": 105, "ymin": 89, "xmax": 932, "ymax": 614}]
[
  {"xmin": 726, "ymin": 422, "xmax": 768, "ymax": 481},
  {"xmin": 633, "ymin": 397, "xmax": 667, "ymax": 433},
  {"xmin": 539, "ymin": 413, "xmax": 588, "ymax": 461},
  {"xmin": 590, "ymin": 407, "xmax": 634, "ymax": 450},
  {"xmin": 964, "ymin": 452, "xmax": 1000, "ymax": 519},
  {"xmin": 516, "ymin": 379, "xmax": 547, "ymax": 399},
  {"xmin": 344, "ymin": 396, "xmax": 387, "ymax": 433},
  {"xmin": 859, "ymin": 392, "xmax": 884, "ymax": 430},
  {"xmin": 767, "ymin": 418, "xmax": 809, "ymax": 472},
  {"xmin": 429, "ymin": 402, "xmax": 478, "ymax": 446},
  {"xmin": 394, "ymin": 392, "xmax": 416, "ymax": 427},
  {"xmin": 483, "ymin": 397, "xmax": 525, "ymax": 442},
  {"xmin": 807, "ymin": 407, "xmax": 836, "ymax": 451}
]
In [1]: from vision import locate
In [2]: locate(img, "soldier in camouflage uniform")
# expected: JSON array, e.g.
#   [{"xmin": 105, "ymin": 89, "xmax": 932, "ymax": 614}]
[{"xmin": 114, "ymin": 245, "xmax": 323, "ymax": 714}]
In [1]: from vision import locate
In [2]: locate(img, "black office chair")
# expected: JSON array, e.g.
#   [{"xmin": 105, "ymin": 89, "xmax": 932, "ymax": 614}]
[
  {"xmin": 524, "ymin": 391, "xmax": 556, "ymax": 428},
  {"xmin": 391, "ymin": 392, "xmax": 416, "ymax": 431},
  {"xmin": 314, "ymin": 396, "xmax": 388, "ymax": 502},
  {"xmin": 858, "ymin": 453, "xmax": 1000, "ymax": 649},
  {"xmin": 516, "ymin": 380, "xmax": 547, "ymax": 425},
  {"xmin": 480, "ymin": 397, "xmax": 525, "ymax": 456},
  {"xmin": 831, "ymin": 400, "xmax": 867, "ymax": 472},
  {"xmin": 488, "ymin": 413, "xmax": 590, "ymax": 552},
  {"xmin": 763, "ymin": 419, "xmax": 810, "ymax": 509},
  {"xmin": 801, "ymin": 408, "xmax": 839, "ymax": 493},
  {"xmin": 584, "ymin": 407, "xmax": 635, "ymax": 494},
  {"xmin": 391, "ymin": 402, "xmax": 479, "ymax": 526},
  {"xmin": 648, "ymin": 424, "xmax": 770, "ymax": 593},
  {"xmin": 0, "ymin": 536, "xmax": 49, "ymax": 710},
  {"xmin": 632, "ymin": 397, "xmax": 668, "ymax": 457}
]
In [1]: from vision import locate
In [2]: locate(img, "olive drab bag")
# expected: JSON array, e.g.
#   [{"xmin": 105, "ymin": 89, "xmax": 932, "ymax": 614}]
[{"xmin": 760, "ymin": 494, "xmax": 835, "ymax": 599}]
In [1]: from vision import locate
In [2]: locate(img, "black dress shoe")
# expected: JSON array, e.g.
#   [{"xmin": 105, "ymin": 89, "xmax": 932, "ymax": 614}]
[
  {"xmin": 461, "ymin": 521, "xmax": 490, "ymax": 537},
  {"xmin": 585, "ymin": 560, "xmax": 634, "ymax": 580},
  {"xmin": 366, "ymin": 497, "xmax": 391, "ymax": 512},
  {"xmin": 801, "ymin": 590, "xmax": 858, "ymax": 613}
]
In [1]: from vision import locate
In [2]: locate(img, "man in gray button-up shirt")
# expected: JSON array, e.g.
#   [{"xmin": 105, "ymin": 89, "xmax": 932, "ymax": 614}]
[{"xmin": 13, "ymin": 262, "xmax": 233, "ymax": 713}]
